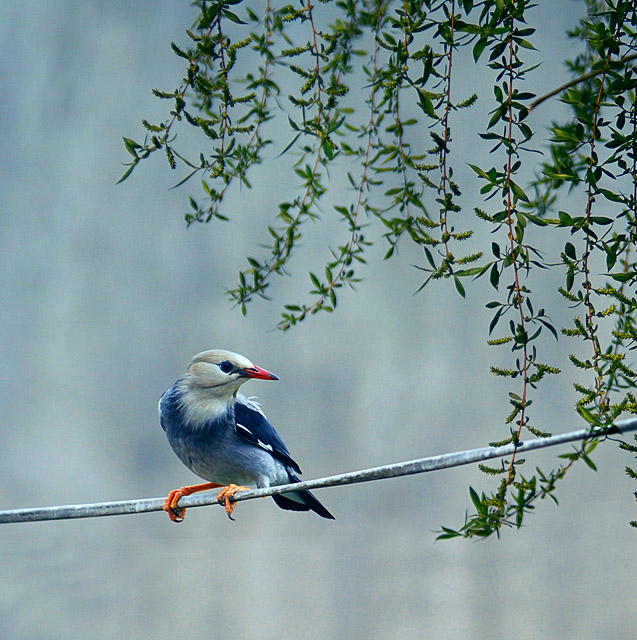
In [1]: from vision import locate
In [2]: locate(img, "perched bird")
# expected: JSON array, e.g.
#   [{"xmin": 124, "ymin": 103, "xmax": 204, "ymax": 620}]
[{"xmin": 159, "ymin": 349, "xmax": 334, "ymax": 522}]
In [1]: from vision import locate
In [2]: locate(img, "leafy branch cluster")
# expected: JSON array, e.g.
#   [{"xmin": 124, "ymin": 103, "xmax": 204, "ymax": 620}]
[
  {"xmin": 121, "ymin": 0, "xmax": 637, "ymax": 537},
  {"xmin": 439, "ymin": 0, "xmax": 562, "ymax": 538},
  {"xmin": 120, "ymin": 0, "xmax": 483, "ymax": 321},
  {"xmin": 441, "ymin": 0, "xmax": 637, "ymax": 539}
]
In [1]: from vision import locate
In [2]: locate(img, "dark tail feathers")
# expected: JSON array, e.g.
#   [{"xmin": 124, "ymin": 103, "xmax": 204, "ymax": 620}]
[{"xmin": 272, "ymin": 472, "xmax": 335, "ymax": 520}]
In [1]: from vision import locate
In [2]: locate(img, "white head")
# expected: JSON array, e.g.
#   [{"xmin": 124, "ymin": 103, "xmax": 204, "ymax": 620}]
[
  {"xmin": 179, "ymin": 350, "xmax": 278, "ymax": 424},
  {"xmin": 185, "ymin": 349, "xmax": 278, "ymax": 390}
]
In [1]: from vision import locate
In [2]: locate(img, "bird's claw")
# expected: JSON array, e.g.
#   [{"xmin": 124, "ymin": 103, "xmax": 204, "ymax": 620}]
[
  {"xmin": 162, "ymin": 482, "xmax": 224, "ymax": 523},
  {"xmin": 216, "ymin": 484, "xmax": 250, "ymax": 520},
  {"xmin": 170, "ymin": 508, "xmax": 185, "ymax": 522},
  {"xmin": 162, "ymin": 481, "xmax": 248, "ymax": 522},
  {"xmin": 163, "ymin": 489, "xmax": 187, "ymax": 523}
]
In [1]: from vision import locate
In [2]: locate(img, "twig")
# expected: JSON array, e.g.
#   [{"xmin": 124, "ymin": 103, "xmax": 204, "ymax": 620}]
[
  {"xmin": 502, "ymin": 19, "xmax": 529, "ymax": 489},
  {"xmin": 528, "ymin": 53, "xmax": 637, "ymax": 112},
  {"xmin": 1, "ymin": 418, "xmax": 636, "ymax": 524}
]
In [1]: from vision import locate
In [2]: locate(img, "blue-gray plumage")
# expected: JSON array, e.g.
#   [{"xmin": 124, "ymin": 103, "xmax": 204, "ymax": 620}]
[{"xmin": 159, "ymin": 349, "xmax": 334, "ymax": 521}]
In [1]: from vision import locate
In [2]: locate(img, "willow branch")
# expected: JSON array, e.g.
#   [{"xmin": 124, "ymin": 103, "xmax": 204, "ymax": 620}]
[{"xmin": 528, "ymin": 53, "xmax": 637, "ymax": 112}]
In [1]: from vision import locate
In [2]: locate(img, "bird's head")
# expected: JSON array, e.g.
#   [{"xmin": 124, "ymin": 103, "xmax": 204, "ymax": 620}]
[{"xmin": 183, "ymin": 349, "xmax": 279, "ymax": 397}]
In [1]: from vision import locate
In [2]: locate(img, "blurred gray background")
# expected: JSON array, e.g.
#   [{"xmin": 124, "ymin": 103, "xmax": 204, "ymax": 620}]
[{"xmin": 1, "ymin": 2, "xmax": 635, "ymax": 639}]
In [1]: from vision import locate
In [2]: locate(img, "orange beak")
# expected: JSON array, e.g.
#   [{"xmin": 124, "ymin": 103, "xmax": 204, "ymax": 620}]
[{"xmin": 239, "ymin": 365, "xmax": 279, "ymax": 381}]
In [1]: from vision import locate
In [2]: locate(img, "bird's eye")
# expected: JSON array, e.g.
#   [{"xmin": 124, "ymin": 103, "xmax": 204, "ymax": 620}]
[{"xmin": 218, "ymin": 360, "xmax": 234, "ymax": 374}]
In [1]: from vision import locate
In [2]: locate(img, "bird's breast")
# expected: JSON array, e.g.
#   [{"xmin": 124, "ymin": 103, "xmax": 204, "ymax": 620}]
[{"xmin": 161, "ymin": 391, "xmax": 288, "ymax": 487}]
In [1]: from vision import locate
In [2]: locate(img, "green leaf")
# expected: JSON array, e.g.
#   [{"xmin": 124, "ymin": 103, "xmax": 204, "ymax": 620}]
[
  {"xmin": 468, "ymin": 164, "xmax": 491, "ymax": 181},
  {"xmin": 510, "ymin": 180, "xmax": 530, "ymax": 203},
  {"xmin": 455, "ymin": 266, "xmax": 485, "ymax": 277},
  {"xmin": 322, "ymin": 137, "xmax": 335, "ymax": 160},
  {"xmin": 469, "ymin": 486, "xmax": 483, "ymax": 512},
  {"xmin": 222, "ymin": 9, "xmax": 247, "ymax": 24},
  {"xmin": 489, "ymin": 307, "xmax": 504, "ymax": 334},
  {"xmin": 436, "ymin": 527, "xmax": 461, "ymax": 540},
  {"xmin": 577, "ymin": 405, "xmax": 601, "ymax": 426},
  {"xmin": 454, "ymin": 276, "xmax": 466, "ymax": 298},
  {"xmin": 170, "ymin": 42, "xmax": 190, "ymax": 60},
  {"xmin": 423, "ymin": 247, "xmax": 435, "ymax": 268},
  {"xmin": 473, "ymin": 36, "xmax": 488, "ymax": 62},
  {"xmin": 581, "ymin": 454, "xmax": 598, "ymax": 472},
  {"xmin": 537, "ymin": 317, "xmax": 558, "ymax": 341},
  {"xmin": 515, "ymin": 38, "xmax": 537, "ymax": 50},
  {"xmin": 607, "ymin": 271, "xmax": 636, "ymax": 283},
  {"xmin": 489, "ymin": 263, "xmax": 500, "ymax": 289},
  {"xmin": 589, "ymin": 216, "xmax": 613, "ymax": 225},
  {"xmin": 116, "ymin": 162, "xmax": 137, "ymax": 184},
  {"xmin": 123, "ymin": 137, "xmax": 141, "ymax": 157},
  {"xmin": 278, "ymin": 132, "xmax": 302, "ymax": 157},
  {"xmin": 169, "ymin": 167, "xmax": 201, "ymax": 190},
  {"xmin": 417, "ymin": 90, "xmax": 436, "ymax": 118}
]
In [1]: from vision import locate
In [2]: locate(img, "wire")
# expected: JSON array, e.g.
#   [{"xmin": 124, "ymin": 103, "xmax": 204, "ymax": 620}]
[{"xmin": 1, "ymin": 418, "xmax": 636, "ymax": 524}]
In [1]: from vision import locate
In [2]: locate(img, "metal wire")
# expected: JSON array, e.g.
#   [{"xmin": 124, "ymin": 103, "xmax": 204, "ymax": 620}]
[{"xmin": 1, "ymin": 418, "xmax": 635, "ymax": 524}]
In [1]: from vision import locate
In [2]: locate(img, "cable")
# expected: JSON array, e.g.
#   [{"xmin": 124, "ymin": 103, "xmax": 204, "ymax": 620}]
[{"xmin": 1, "ymin": 418, "xmax": 635, "ymax": 524}]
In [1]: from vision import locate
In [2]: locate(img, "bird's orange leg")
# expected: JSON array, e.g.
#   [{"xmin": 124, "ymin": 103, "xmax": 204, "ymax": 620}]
[
  {"xmin": 216, "ymin": 484, "xmax": 251, "ymax": 520},
  {"xmin": 163, "ymin": 482, "xmax": 224, "ymax": 523}
]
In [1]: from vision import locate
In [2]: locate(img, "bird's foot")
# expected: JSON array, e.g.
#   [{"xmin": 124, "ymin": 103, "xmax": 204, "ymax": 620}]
[
  {"xmin": 163, "ymin": 482, "xmax": 223, "ymax": 523},
  {"xmin": 216, "ymin": 484, "xmax": 251, "ymax": 520},
  {"xmin": 163, "ymin": 488, "xmax": 187, "ymax": 522}
]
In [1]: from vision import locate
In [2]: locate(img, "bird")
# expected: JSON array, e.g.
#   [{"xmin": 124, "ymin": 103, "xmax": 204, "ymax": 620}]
[{"xmin": 159, "ymin": 349, "xmax": 334, "ymax": 522}]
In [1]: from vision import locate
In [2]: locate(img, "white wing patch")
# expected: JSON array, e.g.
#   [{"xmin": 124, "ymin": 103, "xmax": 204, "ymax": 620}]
[
  {"xmin": 236, "ymin": 423, "xmax": 253, "ymax": 437},
  {"xmin": 237, "ymin": 422, "xmax": 274, "ymax": 453}
]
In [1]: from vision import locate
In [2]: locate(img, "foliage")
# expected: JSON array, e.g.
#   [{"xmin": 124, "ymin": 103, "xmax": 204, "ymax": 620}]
[{"xmin": 120, "ymin": 0, "xmax": 637, "ymax": 537}]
